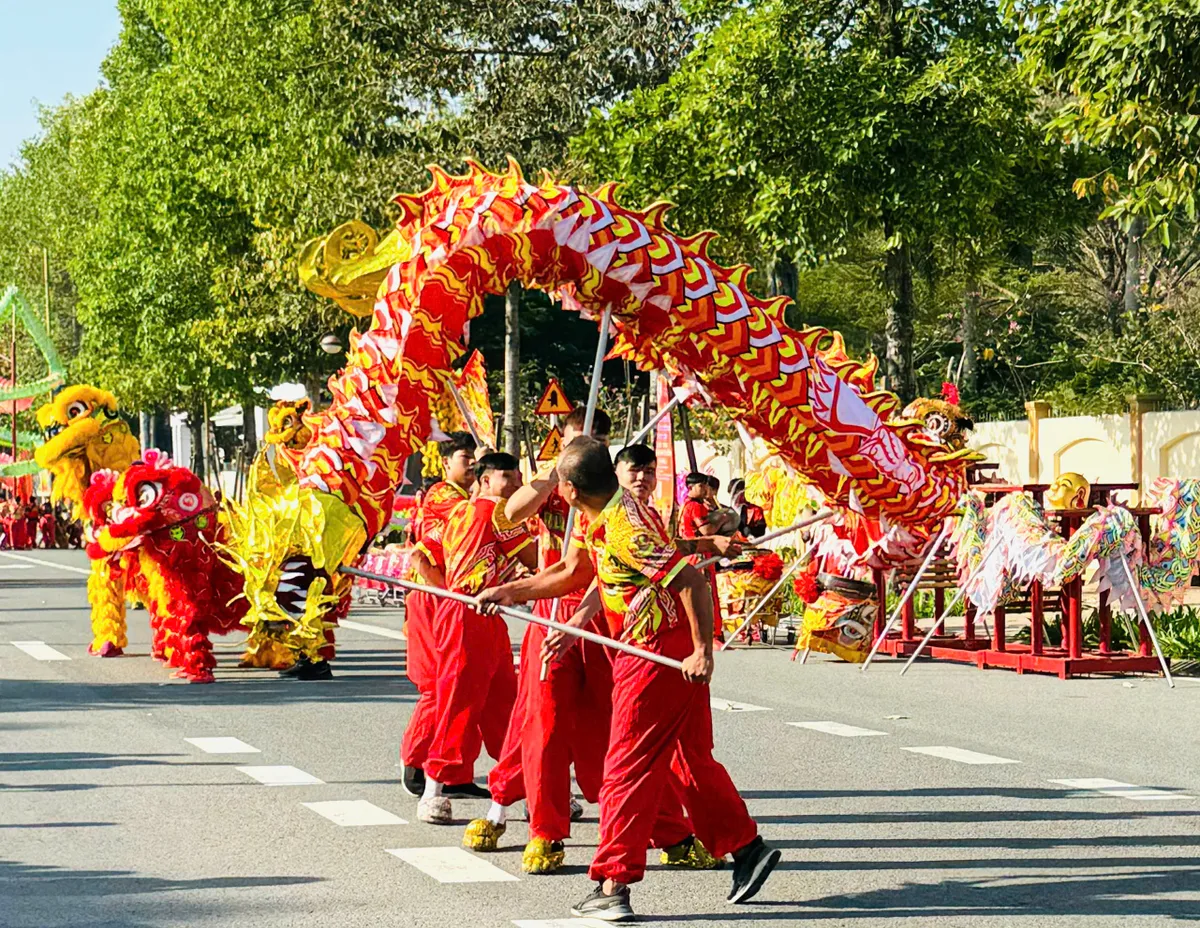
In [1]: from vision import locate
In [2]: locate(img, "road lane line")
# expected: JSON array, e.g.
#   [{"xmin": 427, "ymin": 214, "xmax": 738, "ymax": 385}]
[
  {"xmin": 339, "ymin": 619, "xmax": 407, "ymax": 641},
  {"xmin": 0, "ymin": 552, "xmax": 92, "ymax": 575},
  {"xmin": 185, "ymin": 737, "xmax": 260, "ymax": 754},
  {"xmin": 789, "ymin": 721, "xmax": 887, "ymax": 737},
  {"xmin": 11, "ymin": 641, "xmax": 71, "ymax": 661},
  {"xmin": 0, "ymin": 563, "xmax": 34, "ymax": 570},
  {"xmin": 235, "ymin": 765, "xmax": 324, "ymax": 786},
  {"xmin": 303, "ymin": 800, "xmax": 408, "ymax": 826},
  {"xmin": 711, "ymin": 697, "xmax": 771, "ymax": 712},
  {"xmin": 386, "ymin": 846, "xmax": 519, "ymax": 883},
  {"xmin": 1050, "ymin": 778, "xmax": 1193, "ymax": 801},
  {"xmin": 903, "ymin": 746, "xmax": 1020, "ymax": 765}
]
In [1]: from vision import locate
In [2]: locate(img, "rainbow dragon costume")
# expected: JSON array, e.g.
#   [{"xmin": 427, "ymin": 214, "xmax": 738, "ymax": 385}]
[{"xmin": 225, "ymin": 162, "xmax": 975, "ymax": 643}]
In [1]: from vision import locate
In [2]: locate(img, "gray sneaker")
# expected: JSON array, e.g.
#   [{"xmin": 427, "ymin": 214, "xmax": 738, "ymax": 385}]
[{"xmin": 570, "ymin": 883, "xmax": 635, "ymax": 922}]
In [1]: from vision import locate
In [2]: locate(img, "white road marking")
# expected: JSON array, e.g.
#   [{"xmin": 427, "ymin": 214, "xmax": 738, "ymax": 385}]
[
  {"xmin": 386, "ymin": 846, "xmax": 519, "ymax": 883},
  {"xmin": 11, "ymin": 641, "xmax": 70, "ymax": 661},
  {"xmin": 0, "ymin": 563, "xmax": 34, "ymax": 570},
  {"xmin": 339, "ymin": 619, "xmax": 407, "ymax": 641},
  {"xmin": 903, "ymin": 746, "xmax": 1020, "ymax": 765},
  {"xmin": 1050, "ymin": 778, "xmax": 1193, "ymax": 801},
  {"xmin": 185, "ymin": 737, "xmax": 260, "ymax": 754},
  {"xmin": 789, "ymin": 721, "xmax": 888, "ymax": 737},
  {"xmin": 711, "ymin": 697, "xmax": 771, "ymax": 712},
  {"xmin": 303, "ymin": 799, "xmax": 408, "ymax": 826},
  {"xmin": 515, "ymin": 920, "xmax": 612, "ymax": 928},
  {"xmin": 0, "ymin": 551, "xmax": 92, "ymax": 575},
  {"xmin": 235, "ymin": 765, "xmax": 324, "ymax": 786}
]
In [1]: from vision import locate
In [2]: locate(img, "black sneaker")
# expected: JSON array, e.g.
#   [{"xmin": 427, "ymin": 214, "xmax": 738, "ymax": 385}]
[
  {"xmin": 402, "ymin": 765, "xmax": 425, "ymax": 797},
  {"xmin": 278, "ymin": 655, "xmax": 309, "ymax": 678},
  {"xmin": 294, "ymin": 659, "xmax": 333, "ymax": 681},
  {"xmin": 570, "ymin": 882, "xmax": 634, "ymax": 922},
  {"xmin": 442, "ymin": 781, "xmax": 491, "ymax": 800},
  {"xmin": 728, "ymin": 836, "xmax": 781, "ymax": 904}
]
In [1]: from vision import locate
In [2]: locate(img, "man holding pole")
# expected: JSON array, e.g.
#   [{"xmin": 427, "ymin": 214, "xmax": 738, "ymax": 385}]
[
  {"xmin": 401, "ymin": 432, "xmax": 478, "ymax": 799},
  {"xmin": 416, "ymin": 452, "xmax": 539, "ymax": 824},
  {"xmin": 463, "ymin": 408, "xmax": 612, "ymax": 871},
  {"xmin": 480, "ymin": 438, "xmax": 779, "ymax": 921}
]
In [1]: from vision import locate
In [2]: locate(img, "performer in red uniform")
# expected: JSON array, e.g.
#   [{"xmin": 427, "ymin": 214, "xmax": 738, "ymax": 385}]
[
  {"xmin": 400, "ymin": 432, "xmax": 477, "ymax": 799},
  {"xmin": 417, "ymin": 452, "xmax": 537, "ymax": 824},
  {"xmin": 482, "ymin": 440, "xmax": 773, "ymax": 921},
  {"xmin": 678, "ymin": 472, "xmax": 724, "ymax": 640},
  {"xmin": 462, "ymin": 409, "xmax": 612, "ymax": 872}
]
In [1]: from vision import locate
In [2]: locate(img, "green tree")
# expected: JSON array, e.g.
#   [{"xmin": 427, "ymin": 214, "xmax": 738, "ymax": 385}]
[{"xmin": 574, "ymin": 0, "xmax": 1073, "ymax": 401}]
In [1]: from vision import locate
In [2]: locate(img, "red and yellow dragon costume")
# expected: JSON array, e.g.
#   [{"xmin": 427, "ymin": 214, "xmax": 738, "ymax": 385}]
[{"xmin": 226, "ymin": 162, "xmax": 974, "ymax": 639}]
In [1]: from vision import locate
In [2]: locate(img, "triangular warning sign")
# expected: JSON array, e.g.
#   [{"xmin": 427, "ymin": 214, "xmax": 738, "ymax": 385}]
[
  {"xmin": 537, "ymin": 426, "xmax": 563, "ymax": 461},
  {"xmin": 534, "ymin": 378, "xmax": 574, "ymax": 416}
]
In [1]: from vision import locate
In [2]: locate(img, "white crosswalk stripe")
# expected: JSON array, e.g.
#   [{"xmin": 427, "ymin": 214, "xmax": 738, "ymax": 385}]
[
  {"xmin": 185, "ymin": 737, "xmax": 260, "ymax": 754},
  {"xmin": 789, "ymin": 720, "xmax": 887, "ymax": 737},
  {"xmin": 1050, "ymin": 778, "xmax": 1193, "ymax": 801},
  {"xmin": 11, "ymin": 640, "xmax": 70, "ymax": 661},
  {"xmin": 0, "ymin": 551, "xmax": 91, "ymax": 575},
  {"xmin": 386, "ymin": 846, "xmax": 519, "ymax": 883},
  {"xmin": 514, "ymin": 920, "xmax": 613, "ymax": 928},
  {"xmin": 303, "ymin": 800, "xmax": 408, "ymax": 826},
  {"xmin": 903, "ymin": 746, "xmax": 1020, "ymax": 765},
  {"xmin": 235, "ymin": 765, "xmax": 324, "ymax": 786},
  {"xmin": 340, "ymin": 619, "xmax": 407, "ymax": 641}
]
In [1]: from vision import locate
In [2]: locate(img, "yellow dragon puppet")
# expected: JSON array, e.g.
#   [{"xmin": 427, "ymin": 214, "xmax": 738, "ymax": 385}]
[{"xmin": 35, "ymin": 386, "xmax": 141, "ymax": 656}]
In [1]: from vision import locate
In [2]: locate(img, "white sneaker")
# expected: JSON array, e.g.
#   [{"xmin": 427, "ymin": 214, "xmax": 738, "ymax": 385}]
[
  {"xmin": 417, "ymin": 796, "xmax": 453, "ymax": 824},
  {"xmin": 569, "ymin": 797, "xmax": 584, "ymax": 821}
]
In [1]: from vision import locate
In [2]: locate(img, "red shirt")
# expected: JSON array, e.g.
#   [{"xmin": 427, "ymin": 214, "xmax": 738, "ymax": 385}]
[
  {"xmin": 678, "ymin": 496, "xmax": 714, "ymax": 566},
  {"xmin": 443, "ymin": 496, "xmax": 533, "ymax": 595},
  {"xmin": 536, "ymin": 484, "xmax": 572, "ymax": 569},
  {"xmin": 413, "ymin": 480, "xmax": 469, "ymax": 571}
]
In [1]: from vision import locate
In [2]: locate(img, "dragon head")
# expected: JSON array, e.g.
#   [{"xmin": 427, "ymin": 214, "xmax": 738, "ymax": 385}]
[
  {"xmin": 35, "ymin": 385, "xmax": 141, "ymax": 518},
  {"xmin": 102, "ymin": 450, "xmax": 216, "ymax": 550},
  {"xmin": 265, "ymin": 399, "xmax": 314, "ymax": 450},
  {"xmin": 900, "ymin": 397, "xmax": 975, "ymax": 452}
]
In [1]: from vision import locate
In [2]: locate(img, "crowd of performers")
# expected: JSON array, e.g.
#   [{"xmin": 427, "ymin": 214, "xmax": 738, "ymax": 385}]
[
  {"xmin": 0, "ymin": 493, "xmax": 81, "ymax": 549},
  {"xmin": 395, "ymin": 408, "xmax": 780, "ymax": 921}
]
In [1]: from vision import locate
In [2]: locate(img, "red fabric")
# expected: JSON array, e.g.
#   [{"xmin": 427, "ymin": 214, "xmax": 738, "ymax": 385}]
[
  {"xmin": 488, "ymin": 601, "xmax": 612, "ymax": 840},
  {"xmin": 400, "ymin": 589, "xmax": 437, "ymax": 768},
  {"xmin": 38, "ymin": 514, "xmax": 56, "ymax": 548},
  {"xmin": 442, "ymin": 496, "xmax": 533, "ymax": 595},
  {"xmin": 424, "ymin": 598, "xmax": 517, "ymax": 784},
  {"xmin": 413, "ymin": 480, "xmax": 469, "ymax": 570},
  {"xmin": 677, "ymin": 497, "xmax": 724, "ymax": 638},
  {"xmin": 589, "ymin": 625, "xmax": 758, "ymax": 885}
]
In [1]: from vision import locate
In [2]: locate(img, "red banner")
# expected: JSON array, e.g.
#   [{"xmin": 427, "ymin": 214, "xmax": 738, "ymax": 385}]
[{"xmin": 652, "ymin": 374, "xmax": 676, "ymax": 528}]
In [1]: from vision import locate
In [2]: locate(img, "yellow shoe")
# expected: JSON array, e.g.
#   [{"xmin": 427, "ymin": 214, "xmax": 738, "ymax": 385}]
[
  {"xmin": 522, "ymin": 837, "xmax": 566, "ymax": 874},
  {"xmin": 463, "ymin": 818, "xmax": 506, "ymax": 851},
  {"xmin": 661, "ymin": 836, "xmax": 723, "ymax": 869}
]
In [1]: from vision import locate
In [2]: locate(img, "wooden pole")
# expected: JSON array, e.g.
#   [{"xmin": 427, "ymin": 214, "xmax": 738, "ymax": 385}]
[
  {"xmin": 503, "ymin": 282, "xmax": 521, "ymax": 456},
  {"xmin": 678, "ymin": 403, "xmax": 699, "ymax": 472},
  {"xmin": 42, "ymin": 248, "xmax": 50, "ymax": 334}
]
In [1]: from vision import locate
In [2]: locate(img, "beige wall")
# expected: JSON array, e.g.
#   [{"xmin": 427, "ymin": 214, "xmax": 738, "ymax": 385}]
[{"xmin": 970, "ymin": 405, "xmax": 1200, "ymax": 489}]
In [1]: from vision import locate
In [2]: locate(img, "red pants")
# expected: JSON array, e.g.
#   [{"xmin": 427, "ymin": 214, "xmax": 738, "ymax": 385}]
[
  {"xmin": 400, "ymin": 589, "xmax": 437, "ymax": 769},
  {"xmin": 425, "ymin": 599, "xmax": 517, "ymax": 785},
  {"xmin": 589, "ymin": 625, "xmax": 758, "ymax": 885},
  {"xmin": 707, "ymin": 564, "xmax": 723, "ymax": 640},
  {"xmin": 488, "ymin": 598, "xmax": 611, "ymax": 840}
]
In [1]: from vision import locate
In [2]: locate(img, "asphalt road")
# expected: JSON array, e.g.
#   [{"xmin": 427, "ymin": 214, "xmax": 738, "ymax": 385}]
[{"xmin": 2, "ymin": 548, "xmax": 1198, "ymax": 928}]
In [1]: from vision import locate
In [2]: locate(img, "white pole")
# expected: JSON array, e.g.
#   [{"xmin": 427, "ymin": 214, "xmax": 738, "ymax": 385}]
[
  {"xmin": 342, "ymin": 567, "xmax": 685, "ymax": 672},
  {"xmin": 444, "ymin": 376, "xmax": 482, "ymax": 446},
  {"xmin": 719, "ymin": 540, "xmax": 819, "ymax": 651},
  {"xmin": 545, "ymin": 307, "xmax": 613, "ymax": 678},
  {"xmin": 628, "ymin": 395, "xmax": 679, "ymax": 446},
  {"xmin": 862, "ymin": 521, "xmax": 953, "ymax": 671},
  {"xmin": 900, "ymin": 539, "xmax": 1002, "ymax": 675},
  {"xmin": 696, "ymin": 509, "xmax": 835, "ymax": 569},
  {"xmin": 1118, "ymin": 551, "xmax": 1174, "ymax": 688}
]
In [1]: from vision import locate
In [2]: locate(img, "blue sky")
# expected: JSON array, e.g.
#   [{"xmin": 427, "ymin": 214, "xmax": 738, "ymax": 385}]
[{"xmin": 0, "ymin": 2, "xmax": 122, "ymax": 168}]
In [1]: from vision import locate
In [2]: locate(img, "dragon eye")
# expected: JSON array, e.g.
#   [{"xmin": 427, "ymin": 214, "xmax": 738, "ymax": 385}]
[
  {"xmin": 66, "ymin": 400, "xmax": 90, "ymax": 420},
  {"xmin": 135, "ymin": 481, "xmax": 162, "ymax": 509}
]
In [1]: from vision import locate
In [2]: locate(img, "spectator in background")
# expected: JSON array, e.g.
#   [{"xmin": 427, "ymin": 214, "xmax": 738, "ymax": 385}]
[{"xmin": 38, "ymin": 502, "xmax": 56, "ymax": 548}]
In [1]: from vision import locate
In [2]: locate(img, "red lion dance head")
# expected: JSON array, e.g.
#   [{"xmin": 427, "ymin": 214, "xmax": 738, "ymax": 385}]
[{"xmin": 105, "ymin": 450, "xmax": 217, "ymax": 547}]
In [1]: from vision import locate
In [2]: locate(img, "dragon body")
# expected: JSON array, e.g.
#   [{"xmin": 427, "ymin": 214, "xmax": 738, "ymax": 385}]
[{"xmin": 225, "ymin": 162, "xmax": 971, "ymax": 634}]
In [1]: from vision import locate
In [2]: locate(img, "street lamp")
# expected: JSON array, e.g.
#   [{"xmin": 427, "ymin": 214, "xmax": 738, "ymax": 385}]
[{"xmin": 319, "ymin": 332, "xmax": 344, "ymax": 355}]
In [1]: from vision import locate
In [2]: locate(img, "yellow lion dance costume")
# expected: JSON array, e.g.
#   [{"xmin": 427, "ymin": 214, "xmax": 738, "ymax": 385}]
[
  {"xmin": 35, "ymin": 386, "xmax": 141, "ymax": 656},
  {"xmin": 236, "ymin": 398, "xmax": 317, "ymax": 669}
]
